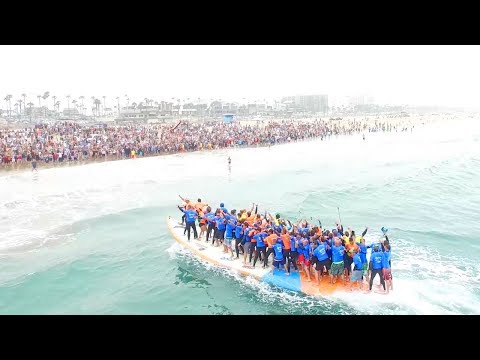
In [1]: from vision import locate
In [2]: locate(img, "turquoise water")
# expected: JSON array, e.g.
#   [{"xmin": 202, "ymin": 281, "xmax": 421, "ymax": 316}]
[{"xmin": 1, "ymin": 117, "xmax": 480, "ymax": 314}]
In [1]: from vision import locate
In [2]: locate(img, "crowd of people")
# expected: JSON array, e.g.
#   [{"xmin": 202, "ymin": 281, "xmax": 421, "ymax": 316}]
[
  {"xmin": 0, "ymin": 118, "xmax": 414, "ymax": 167},
  {"xmin": 178, "ymin": 198, "xmax": 393, "ymax": 294}
]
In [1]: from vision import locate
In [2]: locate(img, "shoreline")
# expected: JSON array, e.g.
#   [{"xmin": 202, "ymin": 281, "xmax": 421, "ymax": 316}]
[{"xmin": 0, "ymin": 141, "xmax": 285, "ymax": 174}]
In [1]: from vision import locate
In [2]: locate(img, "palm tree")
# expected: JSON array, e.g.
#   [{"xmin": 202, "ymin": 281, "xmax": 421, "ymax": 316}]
[
  {"xmin": 72, "ymin": 100, "xmax": 77, "ymax": 115},
  {"xmin": 5, "ymin": 95, "xmax": 13, "ymax": 117},
  {"xmin": 42, "ymin": 92, "xmax": 50, "ymax": 117},
  {"xmin": 55, "ymin": 101, "xmax": 60, "ymax": 112},
  {"xmin": 116, "ymin": 96, "xmax": 120, "ymax": 116},
  {"xmin": 27, "ymin": 102, "xmax": 34, "ymax": 122},
  {"xmin": 21, "ymin": 93, "xmax": 26, "ymax": 115},
  {"xmin": 94, "ymin": 98, "xmax": 101, "ymax": 116},
  {"xmin": 43, "ymin": 92, "xmax": 50, "ymax": 105},
  {"xmin": 17, "ymin": 99, "xmax": 22, "ymax": 118},
  {"xmin": 79, "ymin": 96, "xmax": 85, "ymax": 115},
  {"xmin": 6, "ymin": 94, "xmax": 12, "ymax": 117},
  {"xmin": 103, "ymin": 95, "xmax": 106, "ymax": 116},
  {"xmin": 52, "ymin": 96, "xmax": 57, "ymax": 113},
  {"xmin": 67, "ymin": 95, "xmax": 71, "ymax": 109},
  {"xmin": 37, "ymin": 95, "xmax": 41, "ymax": 108},
  {"xmin": 91, "ymin": 97, "xmax": 96, "ymax": 116}
]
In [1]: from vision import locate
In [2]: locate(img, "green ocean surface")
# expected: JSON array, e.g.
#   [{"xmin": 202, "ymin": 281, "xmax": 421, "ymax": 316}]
[{"xmin": 1, "ymin": 118, "xmax": 479, "ymax": 314}]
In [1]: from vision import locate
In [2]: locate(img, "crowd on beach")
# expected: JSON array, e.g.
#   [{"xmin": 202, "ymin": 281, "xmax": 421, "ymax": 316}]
[
  {"xmin": 0, "ymin": 118, "xmax": 416, "ymax": 167},
  {"xmin": 178, "ymin": 198, "xmax": 393, "ymax": 294}
]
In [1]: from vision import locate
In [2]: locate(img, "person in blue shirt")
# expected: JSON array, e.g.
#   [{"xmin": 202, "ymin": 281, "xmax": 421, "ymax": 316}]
[
  {"xmin": 382, "ymin": 236, "xmax": 392, "ymax": 269},
  {"xmin": 213, "ymin": 210, "xmax": 226, "ymax": 247},
  {"xmin": 313, "ymin": 240, "xmax": 331, "ymax": 285},
  {"xmin": 356, "ymin": 237, "xmax": 370, "ymax": 284},
  {"xmin": 287, "ymin": 234, "xmax": 300, "ymax": 274},
  {"xmin": 219, "ymin": 202, "xmax": 228, "ymax": 214},
  {"xmin": 234, "ymin": 221, "xmax": 244, "ymax": 259},
  {"xmin": 179, "ymin": 204, "xmax": 198, "ymax": 241},
  {"xmin": 272, "ymin": 239, "xmax": 287, "ymax": 273},
  {"xmin": 224, "ymin": 215, "xmax": 236, "ymax": 258},
  {"xmin": 252, "ymin": 230, "xmax": 267, "ymax": 268},
  {"xmin": 204, "ymin": 207, "xmax": 216, "ymax": 243},
  {"xmin": 297, "ymin": 238, "xmax": 312, "ymax": 282},
  {"xmin": 330, "ymin": 238, "xmax": 345, "ymax": 284},
  {"xmin": 350, "ymin": 248, "xmax": 364, "ymax": 291},
  {"xmin": 325, "ymin": 233, "xmax": 334, "ymax": 260},
  {"xmin": 382, "ymin": 244, "xmax": 392, "ymax": 294},
  {"xmin": 368, "ymin": 245, "xmax": 386, "ymax": 292}
]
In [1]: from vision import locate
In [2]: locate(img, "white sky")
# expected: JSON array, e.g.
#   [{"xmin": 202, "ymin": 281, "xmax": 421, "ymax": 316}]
[{"xmin": 1, "ymin": 45, "xmax": 479, "ymax": 108}]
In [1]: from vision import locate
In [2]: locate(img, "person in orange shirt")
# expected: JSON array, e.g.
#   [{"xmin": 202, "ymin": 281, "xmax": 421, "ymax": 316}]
[
  {"xmin": 197, "ymin": 205, "xmax": 210, "ymax": 240},
  {"xmin": 280, "ymin": 228, "xmax": 297, "ymax": 274},
  {"xmin": 193, "ymin": 198, "xmax": 208, "ymax": 212},
  {"xmin": 245, "ymin": 204, "xmax": 258, "ymax": 226},
  {"xmin": 344, "ymin": 237, "xmax": 359, "ymax": 281},
  {"xmin": 264, "ymin": 229, "xmax": 278, "ymax": 266}
]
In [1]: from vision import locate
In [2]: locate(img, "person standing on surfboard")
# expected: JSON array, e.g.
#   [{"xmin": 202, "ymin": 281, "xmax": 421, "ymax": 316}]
[
  {"xmin": 330, "ymin": 238, "xmax": 345, "ymax": 284},
  {"xmin": 178, "ymin": 204, "xmax": 198, "ymax": 241},
  {"xmin": 382, "ymin": 244, "xmax": 393, "ymax": 293},
  {"xmin": 213, "ymin": 209, "xmax": 226, "ymax": 247},
  {"xmin": 224, "ymin": 213, "xmax": 236, "ymax": 258},
  {"xmin": 204, "ymin": 208, "xmax": 216, "ymax": 243},
  {"xmin": 234, "ymin": 219, "xmax": 244, "ymax": 259},
  {"xmin": 199, "ymin": 206, "xmax": 212, "ymax": 240},
  {"xmin": 313, "ymin": 239, "xmax": 331, "ymax": 284},
  {"xmin": 272, "ymin": 238, "xmax": 287, "ymax": 273},
  {"xmin": 287, "ymin": 233, "xmax": 300, "ymax": 274},
  {"xmin": 252, "ymin": 229, "xmax": 268, "ymax": 268},
  {"xmin": 298, "ymin": 238, "xmax": 312, "ymax": 282},
  {"xmin": 242, "ymin": 223, "xmax": 254, "ymax": 264},
  {"xmin": 177, "ymin": 195, "xmax": 190, "ymax": 228},
  {"xmin": 367, "ymin": 245, "xmax": 386, "ymax": 293}
]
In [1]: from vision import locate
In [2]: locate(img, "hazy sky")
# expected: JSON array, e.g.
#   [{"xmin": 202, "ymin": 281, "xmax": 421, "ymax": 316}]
[{"xmin": 1, "ymin": 45, "xmax": 479, "ymax": 108}]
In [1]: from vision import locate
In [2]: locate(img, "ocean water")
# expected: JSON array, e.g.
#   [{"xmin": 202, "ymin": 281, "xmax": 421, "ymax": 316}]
[{"xmin": 1, "ymin": 117, "xmax": 479, "ymax": 314}]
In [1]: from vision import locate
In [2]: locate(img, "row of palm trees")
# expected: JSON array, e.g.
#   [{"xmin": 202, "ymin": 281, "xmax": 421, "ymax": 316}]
[
  {"xmin": 2, "ymin": 92, "xmax": 118, "ymax": 119},
  {"xmin": 1, "ymin": 93, "xmax": 280, "ymax": 120},
  {"xmin": 2, "ymin": 93, "xmax": 172, "ymax": 119}
]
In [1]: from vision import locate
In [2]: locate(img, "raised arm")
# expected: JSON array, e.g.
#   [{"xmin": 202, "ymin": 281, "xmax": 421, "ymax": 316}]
[
  {"xmin": 267, "ymin": 212, "xmax": 274, "ymax": 222},
  {"xmin": 362, "ymin": 227, "xmax": 368, "ymax": 237}
]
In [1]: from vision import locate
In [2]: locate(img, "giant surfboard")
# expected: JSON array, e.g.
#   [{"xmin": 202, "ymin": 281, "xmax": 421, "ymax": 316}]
[{"xmin": 166, "ymin": 216, "xmax": 352, "ymax": 296}]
